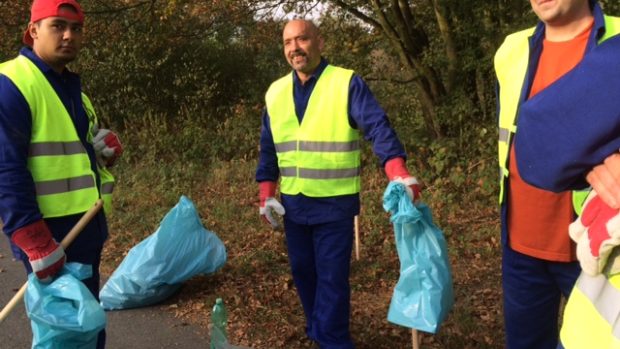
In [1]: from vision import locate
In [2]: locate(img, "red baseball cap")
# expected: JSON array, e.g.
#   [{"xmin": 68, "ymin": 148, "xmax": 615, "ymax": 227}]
[{"xmin": 23, "ymin": 0, "xmax": 85, "ymax": 46}]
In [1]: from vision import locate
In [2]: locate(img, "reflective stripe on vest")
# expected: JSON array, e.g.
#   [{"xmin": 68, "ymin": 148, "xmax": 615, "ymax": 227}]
[
  {"xmin": 0, "ymin": 55, "xmax": 112, "ymax": 217},
  {"xmin": 102, "ymin": 182, "xmax": 114, "ymax": 194},
  {"xmin": 494, "ymin": 15, "xmax": 620, "ymax": 213},
  {"xmin": 266, "ymin": 65, "xmax": 360, "ymax": 197},
  {"xmin": 35, "ymin": 175, "xmax": 95, "ymax": 195},
  {"xmin": 275, "ymin": 140, "xmax": 360, "ymax": 153},
  {"xmin": 560, "ymin": 273, "xmax": 620, "ymax": 348},
  {"xmin": 29, "ymin": 141, "xmax": 85, "ymax": 156}
]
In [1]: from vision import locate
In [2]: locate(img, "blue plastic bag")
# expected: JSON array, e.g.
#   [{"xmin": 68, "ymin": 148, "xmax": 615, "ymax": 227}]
[
  {"xmin": 100, "ymin": 195, "xmax": 227, "ymax": 310},
  {"xmin": 383, "ymin": 182, "xmax": 454, "ymax": 333},
  {"xmin": 25, "ymin": 263, "xmax": 106, "ymax": 349}
]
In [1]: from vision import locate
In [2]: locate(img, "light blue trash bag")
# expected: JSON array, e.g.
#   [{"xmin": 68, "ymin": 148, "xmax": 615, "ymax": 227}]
[
  {"xmin": 100, "ymin": 195, "xmax": 227, "ymax": 310},
  {"xmin": 382, "ymin": 182, "xmax": 454, "ymax": 334},
  {"xmin": 25, "ymin": 262, "xmax": 106, "ymax": 349}
]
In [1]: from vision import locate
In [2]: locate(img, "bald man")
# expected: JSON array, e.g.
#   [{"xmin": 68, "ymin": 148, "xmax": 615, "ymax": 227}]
[{"xmin": 255, "ymin": 19, "xmax": 421, "ymax": 348}]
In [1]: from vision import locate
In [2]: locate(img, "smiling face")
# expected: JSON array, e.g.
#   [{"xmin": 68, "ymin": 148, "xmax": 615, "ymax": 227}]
[
  {"xmin": 29, "ymin": 5, "xmax": 83, "ymax": 73},
  {"xmin": 282, "ymin": 20, "xmax": 324, "ymax": 83},
  {"xmin": 530, "ymin": 0, "xmax": 590, "ymax": 27}
]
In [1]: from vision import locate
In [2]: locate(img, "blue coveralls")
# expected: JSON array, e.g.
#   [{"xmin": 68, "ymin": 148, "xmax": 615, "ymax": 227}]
[
  {"xmin": 256, "ymin": 58, "xmax": 407, "ymax": 349},
  {"xmin": 0, "ymin": 47, "xmax": 108, "ymax": 348},
  {"xmin": 499, "ymin": 2, "xmax": 613, "ymax": 348}
]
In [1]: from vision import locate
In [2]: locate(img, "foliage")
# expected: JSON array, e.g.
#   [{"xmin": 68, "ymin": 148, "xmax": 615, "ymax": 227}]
[{"xmin": 72, "ymin": 0, "xmax": 283, "ymax": 129}]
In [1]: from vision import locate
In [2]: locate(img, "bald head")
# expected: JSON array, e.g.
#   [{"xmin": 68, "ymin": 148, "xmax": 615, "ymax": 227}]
[
  {"xmin": 283, "ymin": 19, "xmax": 320, "ymax": 38},
  {"xmin": 282, "ymin": 19, "xmax": 324, "ymax": 83}
]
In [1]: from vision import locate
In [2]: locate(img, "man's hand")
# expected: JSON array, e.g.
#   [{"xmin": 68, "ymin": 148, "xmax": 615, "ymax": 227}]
[
  {"xmin": 384, "ymin": 157, "xmax": 421, "ymax": 201},
  {"xmin": 569, "ymin": 192, "xmax": 620, "ymax": 275},
  {"xmin": 93, "ymin": 129, "xmax": 123, "ymax": 167},
  {"xmin": 259, "ymin": 181, "xmax": 285, "ymax": 228},
  {"xmin": 391, "ymin": 176, "xmax": 421, "ymax": 201},
  {"xmin": 586, "ymin": 153, "xmax": 620, "ymax": 208},
  {"xmin": 11, "ymin": 220, "xmax": 65, "ymax": 282}
]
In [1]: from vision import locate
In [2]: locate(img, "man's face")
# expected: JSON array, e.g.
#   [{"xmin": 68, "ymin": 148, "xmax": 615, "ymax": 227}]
[
  {"xmin": 530, "ymin": 0, "xmax": 589, "ymax": 26},
  {"xmin": 30, "ymin": 15, "xmax": 83, "ymax": 70},
  {"xmin": 282, "ymin": 20, "xmax": 324, "ymax": 75}
]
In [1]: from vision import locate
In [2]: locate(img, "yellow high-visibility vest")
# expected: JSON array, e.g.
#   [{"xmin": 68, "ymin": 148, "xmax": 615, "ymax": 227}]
[
  {"xmin": 0, "ymin": 55, "xmax": 115, "ymax": 216},
  {"xmin": 266, "ymin": 65, "xmax": 360, "ymax": 197}
]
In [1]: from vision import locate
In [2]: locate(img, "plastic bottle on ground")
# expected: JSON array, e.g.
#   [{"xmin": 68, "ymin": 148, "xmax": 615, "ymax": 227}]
[{"xmin": 210, "ymin": 298, "xmax": 228, "ymax": 349}]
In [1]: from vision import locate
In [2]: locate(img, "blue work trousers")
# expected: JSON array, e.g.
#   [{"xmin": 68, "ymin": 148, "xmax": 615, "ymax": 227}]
[
  {"xmin": 284, "ymin": 217, "xmax": 355, "ymax": 349},
  {"xmin": 502, "ymin": 244, "xmax": 580, "ymax": 349}
]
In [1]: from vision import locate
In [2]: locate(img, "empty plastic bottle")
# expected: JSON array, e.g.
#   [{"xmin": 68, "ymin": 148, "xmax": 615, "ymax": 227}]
[{"xmin": 210, "ymin": 298, "xmax": 228, "ymax": 349}]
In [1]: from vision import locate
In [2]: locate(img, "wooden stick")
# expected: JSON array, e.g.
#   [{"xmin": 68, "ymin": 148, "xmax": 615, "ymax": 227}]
[
  {"xmin": 354, "ymin": 215, "xmax": 360, "ymax": 260},
  {"xmin": 412, "ymin": 329, "xmax": 420, "ymax": 349},
  {"xmin": 0, "ymin": 199, "xmax": 103, "ymax": 323}
]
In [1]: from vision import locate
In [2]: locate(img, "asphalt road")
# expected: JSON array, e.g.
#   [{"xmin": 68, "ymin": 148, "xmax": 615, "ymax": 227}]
[{"xmin": 0, "ymin": 234, "xmax": 211, "ymax": 348}]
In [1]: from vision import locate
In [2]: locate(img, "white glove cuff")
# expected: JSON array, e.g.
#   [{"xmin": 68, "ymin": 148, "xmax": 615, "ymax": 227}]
[{"xmin": 392, "ymin": 176, "xmax": 418, "ymax": 199}]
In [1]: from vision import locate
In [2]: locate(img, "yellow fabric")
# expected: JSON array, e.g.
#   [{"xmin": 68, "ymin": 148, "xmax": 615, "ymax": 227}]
[
  {"xmin": 601, "ymin": 15, "xmax": 620, "ymax": 42},
  {"xmin": 561, "ymin": 274, "xmax": 620, "ymax": 348},
  {"xmin": 266, "ymin": 65, "xmax": 360, "ymax": 197},
  {"xmin": 0, "ymin": 55, "xmax": 114, "ymax": 216},
  {"xmin": 81, "ymin": 93, "xmax": 115, "ymax": 214},
  {"xmin": 494, "ymin": 27, "xmax": 535, "ymax": 204}
]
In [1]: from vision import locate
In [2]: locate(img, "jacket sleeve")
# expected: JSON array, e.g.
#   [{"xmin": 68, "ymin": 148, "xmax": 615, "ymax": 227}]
[
  {"xmin": 348, "ymin": 74, "xmax": 407, "ymax": 166},
  {"xmin": 255, "ymin": 108, "xmax": 280, "ymax": 183},
  {"xmin": 0, "ymin": 75, "xmax": 43, "ymax": 235},
  {"xmin": 514, "ymin": 35, "xmax": 620, "ymax": 192}
]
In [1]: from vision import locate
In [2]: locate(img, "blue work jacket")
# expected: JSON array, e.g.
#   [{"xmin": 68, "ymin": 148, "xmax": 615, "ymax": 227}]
[{"xmin": 514, "ymin": 2, "xmax": 620, "ymax": 192}]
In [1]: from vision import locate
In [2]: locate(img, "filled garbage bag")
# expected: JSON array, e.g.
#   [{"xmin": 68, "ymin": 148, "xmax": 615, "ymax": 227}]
[
  {"xmin": 25, "ymin": 263, "xmax": 106, "ymax": 349},
  {"xmin": 383, "ymin": 182, "xmax": 454, "ymax": 333},
  {"xmin": 100, "ymin": 195, "xmax": 227, "ymax": 310}
]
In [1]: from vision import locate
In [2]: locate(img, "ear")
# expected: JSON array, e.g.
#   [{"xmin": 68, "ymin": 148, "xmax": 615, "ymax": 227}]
[
  {"xmin": 28, "ymin": 23, "xmax": 38, "ymax": 42},
  {"xmin": 318, "ymin": 35, "xmax": 325, "ymax": 52}
]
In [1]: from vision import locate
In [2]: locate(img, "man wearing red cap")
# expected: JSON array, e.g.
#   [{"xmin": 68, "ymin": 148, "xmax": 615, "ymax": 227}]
[{"xmin": 0, "ymin": 1, "xmax": 122, "ymax": 347}]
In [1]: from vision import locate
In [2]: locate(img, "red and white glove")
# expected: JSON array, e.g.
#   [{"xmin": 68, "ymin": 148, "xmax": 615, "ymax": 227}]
[
  {"xmin": 93, "ymin": 128, "xmax": 123, "ymax": 167},
  {"xmin": 11, "ymin": 220, "xmax": 65, "ymax": 282},
  {"xmin": 385, "ymin": 157, "xmax": 421, "ymax": 201},
  {"xmin": 569, "ymin": 191, "xmax": 620, "ymax": 276},
  {"xmin": 259, "ymin": 181, "xmax": 285, "ymax": 229}
]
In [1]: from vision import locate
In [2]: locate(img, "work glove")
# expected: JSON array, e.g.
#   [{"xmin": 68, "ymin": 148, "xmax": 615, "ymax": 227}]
[
  {"xmin": 259, "ymin": 181, "xmax": 285, "ymax": 229},
  {"xmin": 11, "ymin": 219, "xmax": 65, "ymax": 282},
  {"xmin": 93, "ymin": 128, "xmax": 123, "ymax": 167},
  {"xmin": 384, "ymin": 157, "xmax": 421, "ymax": 201},
  {"xmin": 569, "ymin": 191, "xmax": 620, "ymax": 276}
]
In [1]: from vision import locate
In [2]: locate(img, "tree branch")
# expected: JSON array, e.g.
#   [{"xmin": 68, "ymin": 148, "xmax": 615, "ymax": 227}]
[
  {"xmin": 329, "ymin": 0, "xmax": 383, "ymax": 29},
  {"xmin": 87, "ymin": 0, "xmax": 153, "ymax": 15}
]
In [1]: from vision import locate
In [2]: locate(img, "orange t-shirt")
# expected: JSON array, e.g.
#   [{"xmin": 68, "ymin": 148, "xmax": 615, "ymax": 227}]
[{"xmin": 507, "ymin": 22, "xmax": 593, "ymax": 262}]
